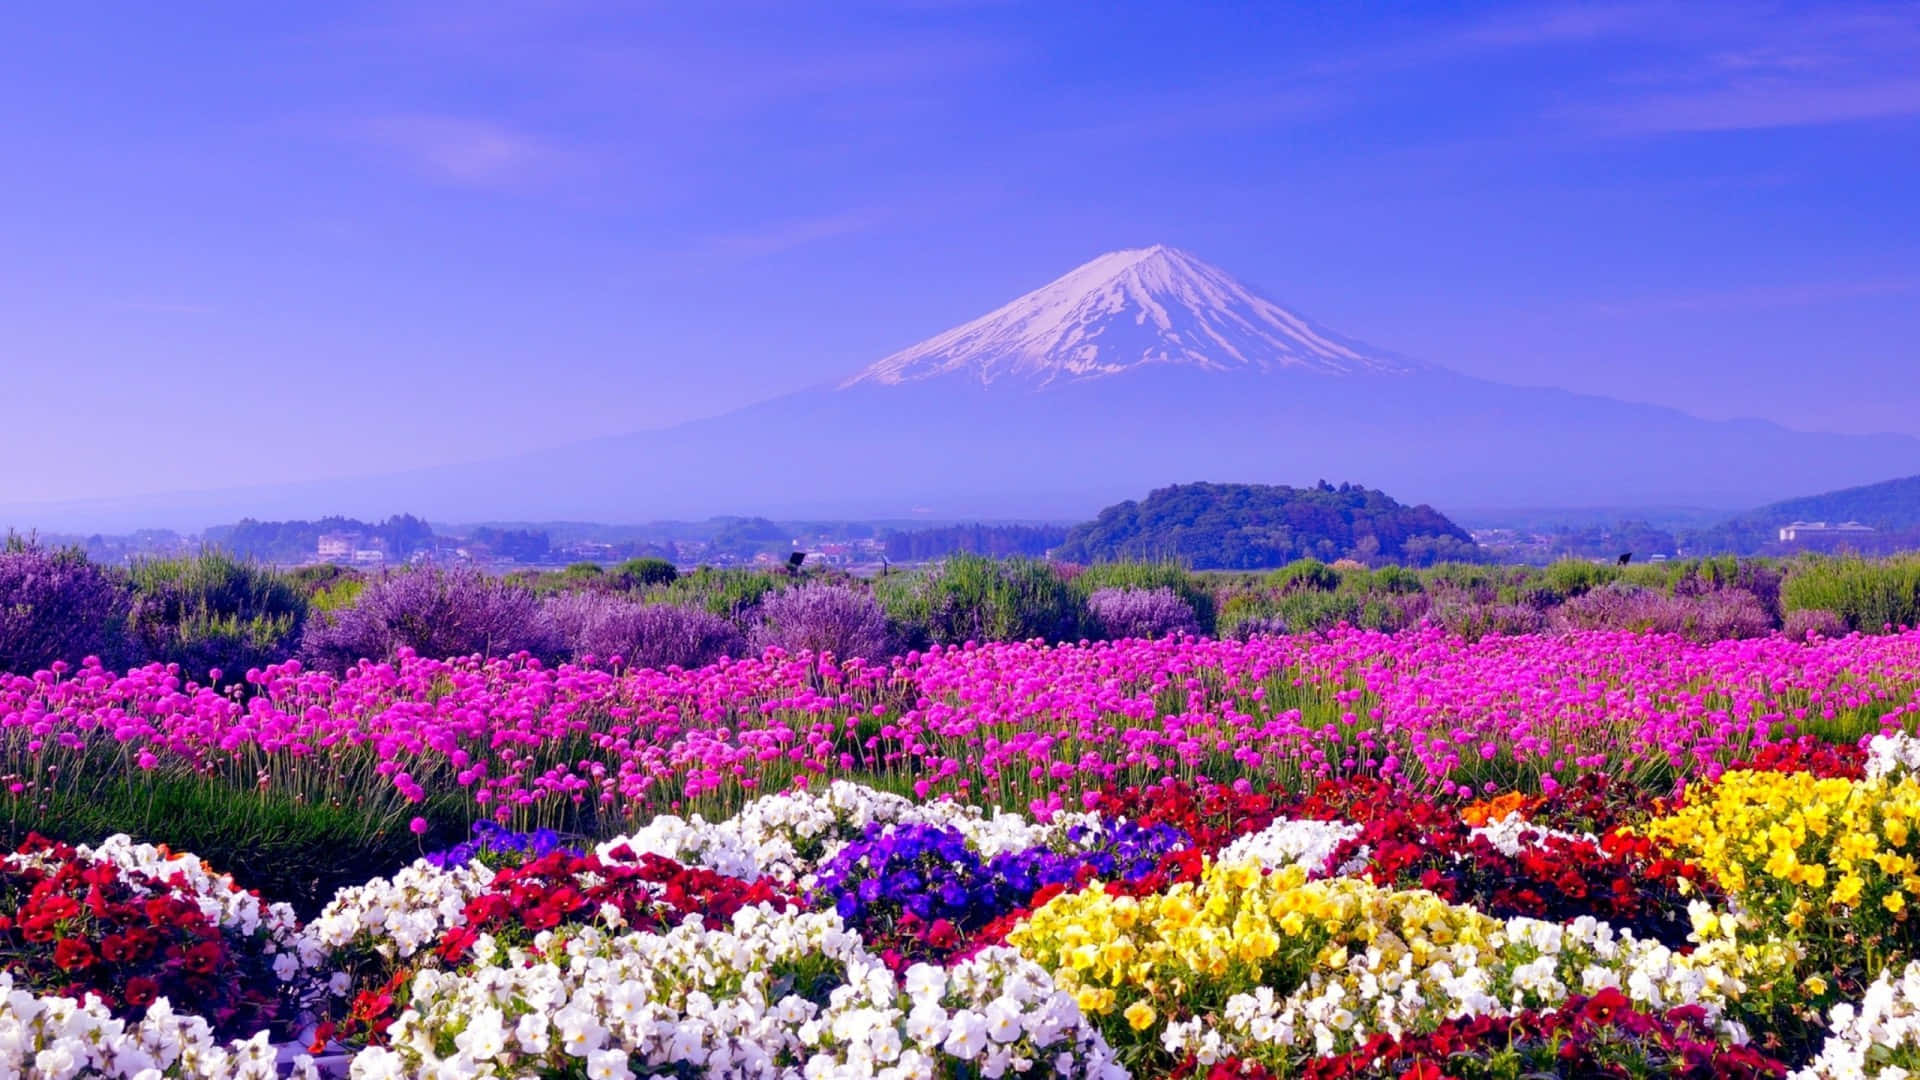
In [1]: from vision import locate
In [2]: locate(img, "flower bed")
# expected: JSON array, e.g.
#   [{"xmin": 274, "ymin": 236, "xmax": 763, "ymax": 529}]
[
  {"xmin": 0, "ymin": 761, "xmax": 1906, "ymax": 1077},
  {"xmin": 8, "ymin": 631, "xmax": 1920, "ymax": 1076},
  {"xmin": 9, "ymin": 627, "xmax": 1920, "ymax": 837},
  {"xmin": 0, "ymin": 834, "xmax": 318, "ymax": 1038}
]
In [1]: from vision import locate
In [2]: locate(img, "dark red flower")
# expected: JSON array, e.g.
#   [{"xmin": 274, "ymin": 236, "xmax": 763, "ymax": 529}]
[
  {"xmin": 181, "ymin": 941, "xmax": 223, "ymax": 975},
  {"xmin": 123, "ymin": 976, "xmax": 159, "ymax": 1008},
  {"xmin": 52, "ymin": 938, "xmax": 95, "ymax": 972}
]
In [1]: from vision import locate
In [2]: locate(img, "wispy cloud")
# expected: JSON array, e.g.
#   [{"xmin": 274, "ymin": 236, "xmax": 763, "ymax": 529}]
[
  {"xmin": 692, "ymin": 209, "xmax": 892, "ymax": 261},
  {"xmin": 1302, "ymin": 2, "xmax": 1920, "ymax": 136},
  {"xmin": 1303, "ymin": 3, "xmax": 1683, "ymax": 78},
  {"xmin": 1562, "ymin": 3, "xmax": 1920, "ymax": 134},
  {"xmin": 350, "ymin": 112, "xmax": 578, "ymax": 188},
  {"xmin": 1456, "ymin": 4, "xmax": 1673, "ymax": 49},
  {"xmin": 114, "ymin": 300, "xmax": 217, "ymax": 315},
  {"xmin": 1590, "ymin": 277, "xmax": 1920, "ymax": 316},
  {"xmin": 1050, "ymin": 84, "xmax": 1334, "ymax": 149},
  {"xmin": 1584, "ymin": 77, "xmax": 1920, "ymax": 133},
  {"xmin": 336, "ymin": 6, "xmax": 1016, "ymax": 119}
]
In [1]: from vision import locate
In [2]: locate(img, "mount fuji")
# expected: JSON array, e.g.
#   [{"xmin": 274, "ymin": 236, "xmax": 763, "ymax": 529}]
[
  {"xmin": 13, "ymin": 246, "xmax": 1920, "ymax": 529},
  {"xmin": 843, "ymin": 245, "xmax": 1417, "ymax": 387}
]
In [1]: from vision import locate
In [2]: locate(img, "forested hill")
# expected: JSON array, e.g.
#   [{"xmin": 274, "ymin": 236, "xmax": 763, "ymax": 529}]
[
  {"xmin": 1054, "ymin": 482, "xmax": 1478, "ymax": 569},
  {"xmin": 1685, "ymin": 474, "xmax": 1920, "ymax": 554}
]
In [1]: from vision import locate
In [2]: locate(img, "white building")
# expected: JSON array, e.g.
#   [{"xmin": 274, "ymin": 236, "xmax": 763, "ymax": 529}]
[
  {"xmin": 1778, "ymin": 520, "xmax": 1875, "ymax": 542},
  {"xmin": 316, "ymin": 533, "xmax": 356, "ymax": 563}
]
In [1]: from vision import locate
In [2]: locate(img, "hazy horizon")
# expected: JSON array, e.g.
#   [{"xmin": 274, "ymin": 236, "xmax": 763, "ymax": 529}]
[{"xmin": 4, "ymin": 2, "xmax": 1919, "ymax": 514}]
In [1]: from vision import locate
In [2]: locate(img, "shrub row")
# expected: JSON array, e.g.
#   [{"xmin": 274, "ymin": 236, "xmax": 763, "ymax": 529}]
[{"xmin": 10, "ymin": 538, "xmax": 1920, "ymax": 681}]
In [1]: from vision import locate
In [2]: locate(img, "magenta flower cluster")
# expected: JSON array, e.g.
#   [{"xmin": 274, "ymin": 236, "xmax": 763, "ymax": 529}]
[{"xmin": 3, "ymin": 626, "xmax": 1918, "ymax": 828}]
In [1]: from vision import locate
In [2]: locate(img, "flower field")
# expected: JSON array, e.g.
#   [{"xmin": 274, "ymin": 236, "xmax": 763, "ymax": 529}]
[{"xmin": 7, "ymin": 626, "xmax": 1920, "ymax": 1076}]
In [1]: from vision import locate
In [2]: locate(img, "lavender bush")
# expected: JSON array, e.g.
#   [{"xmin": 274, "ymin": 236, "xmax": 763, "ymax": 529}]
[
  {"xmin": 1085, "ymin": 586, "xmax": 1200, "ymax": 641},
  {"xmin": 1675, "ymin": 559, "xmax": 1784, "ymax": 623},
  {"xmin": 1430, "ymin": 597, "xmax": 1549, "ymax": 640},
  {"xmin": 1783, "ymin": 607, "xmax": 1850, "ymax": 641},
  {"xmin": 301, "ymin": 566, "xmax": 557, "ymax": 671},
  {"xmin": 1225, "ymin": 614, "xmax": 1289, "ymax": 641},
  {"xmin": 542, "ymin": 590, "xmax": 743, "ymax": 669},
  {"xmin": 0, "ymin": 541, "xmax": 129, "ymax": 674},
  {"xmin": 1550, "ymin": 583, "xmax": 1772, "ymax": 642},
  {"xmin": 747, "ymin": 581, "xmax": 892, "ymax": 660},
  {"xmin": 539, "ymin": 590, "xmax": 635, "ymax": 659}
]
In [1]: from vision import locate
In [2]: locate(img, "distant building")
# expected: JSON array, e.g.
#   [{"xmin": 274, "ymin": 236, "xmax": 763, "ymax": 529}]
[
  {"xmin": 316, "ymin": 533, "xmax": 356, "ymax": 563},
  {"xmin": 350, "ymin": 549, "xmax": 386, "ymax": 567},
  {"xmin": 1778, "ymin": 520, "xmax": 1875, "ymax": 542}
]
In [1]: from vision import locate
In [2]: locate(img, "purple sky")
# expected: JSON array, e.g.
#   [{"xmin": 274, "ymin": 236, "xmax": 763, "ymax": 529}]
[{"xmin": 2, "ymin": 2, "xmax": 1917, "ymax": 506}]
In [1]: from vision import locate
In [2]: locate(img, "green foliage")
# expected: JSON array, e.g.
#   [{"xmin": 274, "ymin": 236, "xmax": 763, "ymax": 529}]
[
  {"xmin": 1267, "ymin": 558, "xmax": 1341, "ymax": 593},
  {"xmin": 655, "ymin": 566, "xmax": 782, "ymax": 622},
  {"xmin": 1352, "ymin": 565, "xmax": 1425, "ymax": 595},
  {"xmin": 610, "ymin": 557, "xmax": 678, "ymax": 590},
  {"xmin": 286, "ymin": 562, "xmax": 358, "ymax": 596},
  {"xmin": 874, "ymin": 554, "xmax": 1084, "ymax": 646},
  {"xmin": 1781, "ymin": 555, "xmax": 1920, "ymax": 632},
  {"xmin": 1215, "ymin": 591, "xmax": 1283, "ymax": 638},
  {"xmin": 881, "ymin": 524, "xmax": 1068, "ymax": 562},
  {"xmin": 1220, "ymin": 558, "xmax": 1440, "ymax": 637},
  {"xmin": 1055, "ymin": 481, "xmax": 1478, "ymax": 569},
  {"xmin": 309, "ymin": 577, "xmax": 366, "ymax": 614},
  {"xmin": 1273, "ymin": 590, "xmax": 1364, "ymax": 633},
  {"xmin": 1539, "ymin": 558, "xmax": 1620, "ymax": 600},
  {"xmin": 126, "ymin": 551, "xmax": 307, "ymax": 679},
  {"xmin": 517, "ymin": 561, "xmax": 614, "ymax": 597},
  {"xmin": 1070, "ymin": 560, "xmax": 1216, "ymax": 633},
  {"xmin": 1419, "ymin": 561, "xmax": 1517, "ymax": 600}
]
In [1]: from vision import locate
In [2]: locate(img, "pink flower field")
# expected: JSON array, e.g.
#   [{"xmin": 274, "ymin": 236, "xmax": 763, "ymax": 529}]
[
  {"xmin": 3, "ymin": 625, "xmax": 1920, "ymax": 1078},
  {"xmin": 4, "ymin": 626, "xmax": 1914, "ymax": 830}
]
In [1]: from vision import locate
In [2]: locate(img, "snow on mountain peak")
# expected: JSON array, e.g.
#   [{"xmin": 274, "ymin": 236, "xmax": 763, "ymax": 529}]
[{"xmin": 841, "ymin": 245, "xmax": 1420, "ymax": 389}]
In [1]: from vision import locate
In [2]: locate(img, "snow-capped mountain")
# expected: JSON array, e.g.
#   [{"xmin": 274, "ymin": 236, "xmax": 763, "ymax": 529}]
[
  {"xmin": 843, "ymin": 245, "xmax": 1418, "ymax": 389},
  {"xmin": 14, "ymin": 245, "xmax": 1919, "ymax": 530}
]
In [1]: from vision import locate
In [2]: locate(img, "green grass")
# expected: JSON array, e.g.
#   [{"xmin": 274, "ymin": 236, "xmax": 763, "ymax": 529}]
[
  {"xmin": 126, "ymin": 550, "xmax": 308, "ymax": 679},
  {"xmin": 1781, "ymin": 554, "xmax": 1920, "ymax": 632},
  {"xmin": 653, "ymin": 566, "xmax": 783, "ymax": 621},
  {"xmin": 0, "ymin": 772, "xmax": 468, "ymax": 917}
]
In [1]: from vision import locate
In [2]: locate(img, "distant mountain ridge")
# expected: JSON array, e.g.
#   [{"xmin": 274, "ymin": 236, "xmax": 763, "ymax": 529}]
[
  {"xmin": 5, "ymin": 246, "xmax": 1918, "ymax": 532},
  {"xmin": 1746, "ymin": 473, "xmax": 1920, "ymax": 528},
  {"xmin": 1686, "ymin": 474, "xmax": 1920, "ymax": 554}
]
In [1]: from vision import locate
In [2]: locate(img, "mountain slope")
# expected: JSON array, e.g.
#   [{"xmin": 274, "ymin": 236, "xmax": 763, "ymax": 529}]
[
  {"xmin": 1748, "ymin": 473, "xmax": 1920, "ymax": 527},
  {"xmin": 843, "ymin": 245, "xmax": 1417, "ymax": 388},
  {"xmin": 1686, "ymin": 474, "xmax": 1920, "ymax": 553},
  {"xmin": 6, "ymin": 246, "xmax": 1918, "ymax": 531}
]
